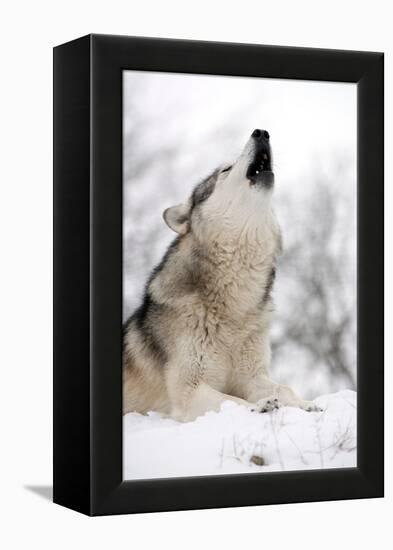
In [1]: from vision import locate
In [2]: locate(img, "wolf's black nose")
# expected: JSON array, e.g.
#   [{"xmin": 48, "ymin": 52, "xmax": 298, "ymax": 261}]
[{"xmin": 252, "ymin": 129, "xmax": 269, "ymax": 140}]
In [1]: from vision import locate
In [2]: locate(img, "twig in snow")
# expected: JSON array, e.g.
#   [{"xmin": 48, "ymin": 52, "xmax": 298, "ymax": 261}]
[
  {"xmin": 219, "ymin": 438, "xmax": 225, "ymax": 468},
  {"xmin": 270, "ymin": 412, "xmax": 285, "ymax": 470},
  {"xmin": 283, "ymin": 429, "xmax": 309, "ymax": 466},
  {"xmin": 314, "ymin": 412, "xmax": 326, "ymax": 468}
]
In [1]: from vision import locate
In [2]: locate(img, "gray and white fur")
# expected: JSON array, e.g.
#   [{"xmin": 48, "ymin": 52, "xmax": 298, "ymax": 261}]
[{"xmin": 123, "ymin": 129, "xmax": 321, "ymax": 421}]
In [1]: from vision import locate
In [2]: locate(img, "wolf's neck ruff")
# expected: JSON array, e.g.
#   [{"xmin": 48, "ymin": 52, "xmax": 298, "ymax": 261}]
[{"xmin": 150, "ymin": 225, "xmax": 278, "ymax": 321}]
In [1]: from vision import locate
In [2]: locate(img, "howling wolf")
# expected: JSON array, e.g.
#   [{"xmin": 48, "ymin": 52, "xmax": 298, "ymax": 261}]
[{"xmin": 123, "ymin": 129, "xmax": 321, "ymax": 421}]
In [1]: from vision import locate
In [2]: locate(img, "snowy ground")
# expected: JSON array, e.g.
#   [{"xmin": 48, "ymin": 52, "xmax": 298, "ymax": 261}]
[{"xmin": 123, "ymin": 390, "xmax": 356, "ymax": 480}]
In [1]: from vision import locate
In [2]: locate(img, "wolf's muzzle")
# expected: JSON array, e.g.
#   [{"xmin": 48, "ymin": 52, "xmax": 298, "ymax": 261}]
[{"xmin": 247, "ymin": 129, "xmax": 274, "ymax": 188}]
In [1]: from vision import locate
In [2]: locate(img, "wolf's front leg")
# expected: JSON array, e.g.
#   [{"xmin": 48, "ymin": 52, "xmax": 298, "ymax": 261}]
[
  {"xmin": 244, "ymin": 375, "xmax": 322, "ymax": 413},
  {"xmin": 169, "ymin": 382, "xmax": 252, "ymax": 422},
  {"xmin": 165, "ymin": 352, "xmax": 252, "ymax": 421},
  {"xmin": 234, "ymin": 335, "xmax": 321, "ymax": 412},
  {"xmin": 165, "ymin": 340, "xmax": 253, "ymax": 421}
]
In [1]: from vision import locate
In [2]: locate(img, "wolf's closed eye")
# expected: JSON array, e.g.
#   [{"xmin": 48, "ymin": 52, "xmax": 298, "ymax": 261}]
[{"xmin": 221, "ymin": 165, "xmax": 232, "ymax": 173}]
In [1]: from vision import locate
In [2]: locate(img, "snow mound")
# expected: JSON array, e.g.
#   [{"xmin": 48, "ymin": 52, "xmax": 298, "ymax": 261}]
[{"xmin": 123, "ymin": 390, "xmax": 356, "ymax": 480}]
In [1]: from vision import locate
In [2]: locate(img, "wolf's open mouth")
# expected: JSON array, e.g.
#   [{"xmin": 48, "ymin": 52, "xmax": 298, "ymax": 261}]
[{"xmin": 246, "ymin": 149, "xmax": 273, "ymax": 186}]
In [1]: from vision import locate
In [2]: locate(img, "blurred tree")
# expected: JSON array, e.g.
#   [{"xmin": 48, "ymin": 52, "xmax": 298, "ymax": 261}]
[{"xmin": 271, "ymin": 165, "xmax": 356, "ymax": 393}]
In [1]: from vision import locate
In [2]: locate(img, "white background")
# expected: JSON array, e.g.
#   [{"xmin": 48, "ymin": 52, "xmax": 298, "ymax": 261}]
[{"xmin": 0, "ymin": 1, "xmax": 390, "ymax": 548}]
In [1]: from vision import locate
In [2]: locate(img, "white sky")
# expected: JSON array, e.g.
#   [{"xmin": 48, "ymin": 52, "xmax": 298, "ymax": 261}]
[{"xmin": 124, "ymin": 71, "xmax": 356, "ymax": 198}]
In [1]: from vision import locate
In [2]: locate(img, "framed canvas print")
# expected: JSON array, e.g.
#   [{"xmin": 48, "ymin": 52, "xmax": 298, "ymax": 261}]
[{"xmin": 53, "ymin": 34, "xmax": 384, "ymax": 516}]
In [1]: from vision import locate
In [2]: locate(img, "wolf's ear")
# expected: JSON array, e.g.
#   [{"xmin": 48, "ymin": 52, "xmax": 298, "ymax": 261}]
[{"xmin": 163, "ymin": 203, "xmax": 190, "ymax": 235}]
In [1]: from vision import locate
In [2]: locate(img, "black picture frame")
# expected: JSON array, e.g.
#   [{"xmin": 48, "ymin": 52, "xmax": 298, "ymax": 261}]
[{"xmin": 53, "ymin": 34, "xmax": 384, "ymax": 516}]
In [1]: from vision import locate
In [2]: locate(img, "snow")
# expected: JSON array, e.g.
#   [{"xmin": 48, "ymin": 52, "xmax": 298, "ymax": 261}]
[{"xmin": 123, "ymin": 390, "xmax": 356, "ymax": 480}]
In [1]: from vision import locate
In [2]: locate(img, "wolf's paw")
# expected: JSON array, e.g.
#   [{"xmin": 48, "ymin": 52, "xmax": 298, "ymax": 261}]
[
  {"xmin": 298, "ymin": 400, "xmax": 324, "ymax": 413},
  {"xmin": 251, "ymin": 396, "xmax": 281, "ymax": 414}
]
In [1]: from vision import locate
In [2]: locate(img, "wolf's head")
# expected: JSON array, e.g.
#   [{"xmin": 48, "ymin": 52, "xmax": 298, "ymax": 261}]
[{"xmin": 163, "ymin": 130, "xmax": 277, "ymax": 242}]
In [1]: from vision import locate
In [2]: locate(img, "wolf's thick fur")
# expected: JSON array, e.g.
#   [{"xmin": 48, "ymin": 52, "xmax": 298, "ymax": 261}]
[{"xmin": 123, "ymin": 131, "xmax": 320, "ymax": 421}]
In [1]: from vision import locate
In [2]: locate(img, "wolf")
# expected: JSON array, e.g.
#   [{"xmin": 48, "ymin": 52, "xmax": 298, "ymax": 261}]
[{"xmin": 123, "ymin": 129, "xmax": 321, "ymax": 421}]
